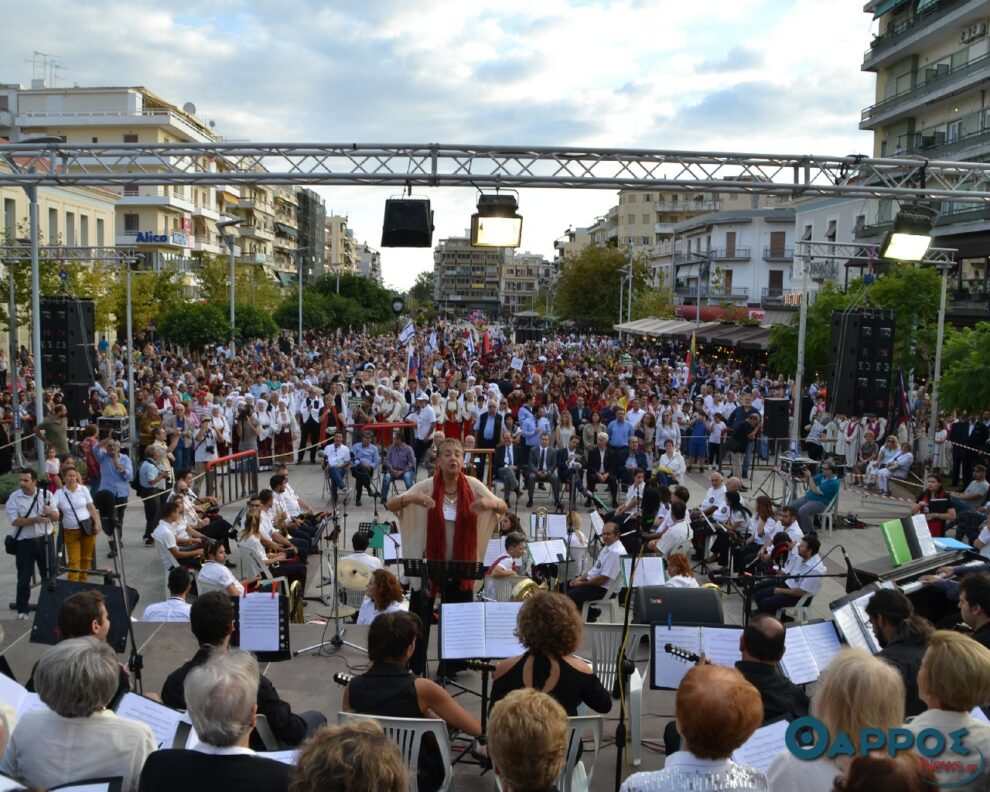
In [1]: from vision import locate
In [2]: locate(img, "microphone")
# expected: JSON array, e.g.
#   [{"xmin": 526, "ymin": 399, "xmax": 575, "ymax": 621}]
[
  {"xmin": 839, "ymin": 545, "xmax": 864, "ymax": 594},
  {"xmin": 332, "ymin": 672, "xmax": 354, "ymax": 687}
]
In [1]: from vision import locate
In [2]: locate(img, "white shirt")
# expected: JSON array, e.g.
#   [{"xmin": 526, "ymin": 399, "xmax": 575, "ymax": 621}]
[
  {"xmin": 5, "ymin": 487, "xmax": 56, "ymax": 540},
  {"xmin": 659, "ymin": 451, "xmax": 686, "ymax": 477},
  {"xmin": 53, "ymin": 485, "xmax": 93, "ymax": 529},
  {"xmin": 978, "ymin": 526, "xmax": 990, "ymax": 558},
  {"xmin": 585, "ymin": 541, "xmax": 622, "ymax": 586},
  {"xmin": 416, "ymin": 405, "xmax": 436, "ymax": 440},
  {"xmin": 662, "ymin": 575, "xmax": 700, "ymax": 588},
  {"xmin": 658, "ymin": 519, "xmax": 691, "ymax": 556},
  {"xmin": 701, "ymin": 485, "xmax": 727, "ymax": 512},
  {"xmin": 347, "ymin": 551, "xmax": 383, "ymax": 572},
  {"xmin": 152, "ymin": 519, "xmax": 180, "ymax": 552},
  {"xmin": 356, "ymin": 598, "xmax": 405, "ymax": 626},
  {"xmin": 624, "ymin": 483, "xmax": 645, "ymax": 512},
  {"xmin": 784, "ymin": 553, "xmax": 824, "ymax": 596},
  {"xmin": 142, "ymin": 597, "xmax": 192, "ymax": 622},
  {"xmin": 198, "ymin": 560, "xmax": 243, "ymax": 595},
  {"xmin": 280, "ymin": 483, "xmax": 303, "ymax": 517},
  {"xmin": 259, "ymin": 508, "xmax": 277, "ymax": 540},
  {"xmin": 324, "ymin": 443, "xmax": 351, "ymax": 467}
]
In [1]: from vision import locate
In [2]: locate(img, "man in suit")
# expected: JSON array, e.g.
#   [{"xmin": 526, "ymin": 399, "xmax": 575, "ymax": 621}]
[
  {"xmin": 526, "ymin": 432, "xmax": 560, "ymax": 509},
  {"xmin": 615, "ymin": 435, "xmax": 650, "ymax": 487},
  {"xmin": 557, "ymin": 434, "xmax": 586, "ymax": 503},
  {"xmin": 949, "ymin": 415, "xmax": 973, "ymax": 487},
  {"xmin": 140, "ymin": 650, "xmax": 291, "ymax": 792},
  {"xmin": 970, "ymin": 418, "xmax": 989, "ymax": 486},
  {"xmin": 570, "ymin": 396, "xmax": 590, "ymax": 436},
  {"xmin": 586, "ymin": 431, "xmax": 618, "ymax": 508},
  {"xmin": 494, "ymin": 429, "xmax": 523, "ymax": 504},
  {"xmin": 162, "ymin": 592, "xmax": 326, "ymax": 750},
  {"xmin": 296, "ymin": 385, "xmax": 324, "ymax": 464},
  {"xmin": 474, "ymin": 399, "xmax": 503, "ymax": 484}
]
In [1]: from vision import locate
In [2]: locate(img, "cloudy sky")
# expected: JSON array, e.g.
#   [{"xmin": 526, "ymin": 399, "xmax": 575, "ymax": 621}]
[{"xmin": 1, "ymin": 0, "xmax": 879, "ymax": 289}]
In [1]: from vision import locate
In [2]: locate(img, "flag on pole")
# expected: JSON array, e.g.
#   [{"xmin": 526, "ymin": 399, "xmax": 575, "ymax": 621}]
[
  {"xmin": 465, "ymin": 331, "xmax": 476, "ymax": 359},
  {"xmin": 686, "ymin": 332, "xmax": 697, "ymax": 385},
  {"xmin": 482, "ymin": 330, "xmax": 491, "ymax": 356},
  {"xmin": 895, "ymin": 368, "xmax": 912, "ymax": 425},
  {"xmin": 428, "ymin": 329, "xmax": 438, "ymax": 353},
  {"xmin": 407, "ymin": 343, "xmax": 416, "ymax": 380},
  {"xmin": 398, "ymin": 320, "xmax": 415, "ymax": 345}
]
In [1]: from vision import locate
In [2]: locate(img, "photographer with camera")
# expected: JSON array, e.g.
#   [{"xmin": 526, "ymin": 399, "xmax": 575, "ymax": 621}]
[
  {"xmin": 138, "ymin": 445, "xmax": 170, "ymax": 546},
  {"xmin": 787, "ymin": 460, "xmax": 840, "ymax": 535}
]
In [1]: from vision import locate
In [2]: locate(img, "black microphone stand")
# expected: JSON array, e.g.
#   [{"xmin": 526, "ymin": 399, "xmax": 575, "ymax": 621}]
[
  {"xmin": 613, "ymin": 523, "xmax": 646, "ymax": 792},
  {"xmin": 109, "ymin": 496, "xmax": 143, "ymax": 694}
]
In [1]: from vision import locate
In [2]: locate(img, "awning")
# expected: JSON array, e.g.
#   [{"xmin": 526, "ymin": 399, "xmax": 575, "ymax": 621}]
[
  {"xmin": 676, "ymin": 263, "xmax": 700, "ymax": 279},
  {"xmin": 931, "ymin": 232, "xmax": 990, "ymax": 260},
  {"xmin": 273, "ymin": 270, "xmax": 298, "ymax": 286},
  {"xmin": 669, "ymin": 321, "xmax": 722, "ymax": 341},
  {"xmin": 915, "ymin": 0, "xmax": 938, "ymax": 11},
  {"xmin": 737, "ymin": 327, "xmax": 772, "ymax": 351},
  {"xmin": 274, "ymin": 222, "xmax": 298, "ymax": 239},
  {"xmin": 704, "ymin": 324, "xmax": 754, "ymax": 346},
  {"xmin": 874, "ymin": 0, "xmax": 908, "ymax": 17}
]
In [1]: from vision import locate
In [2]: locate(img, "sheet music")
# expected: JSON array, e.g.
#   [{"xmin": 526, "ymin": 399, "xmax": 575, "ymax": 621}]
[
  {"xmin": 50, "ymin": 784, "xmax": 112, "ymax": 792},
  {"xmin": 259, "ymin": 750, "xmax": 299, "ymax": 765},
  {"xmin": 732, "ymin": 719, "xmax": 790, "ymax": 775},
  {"xmin": 528, "ymin": 540, "xmax": 568, "ymax": 566},
  {"xmin": 0, "ymin": 772, "xmax": 24, "ymax": 791},
  {"xmin": 832, "ymin": 603, "xmax": 872, "ymax": 653},
  {"xmin": 802, "ymin": 621, "xmax": 842, "ymax": 672},
  {"xmin": 589, "ymin": 511, "xmax": 604, "ymax": 537},
  {"xmin": 485, "ymin": 602, "xmax": 525, "ymax": 658},
  {"xmin": 701, "ymin": 627, "xmax": 743, "ymax": 667},
  {"xmin": 652, "ymin": 625, "xmax": 701, "ymax": 689},
  {"xmin": 440, "ymin": 602, "xmax": 487, "ymax": 659},
  {"xmin": 483, "ymin": 537, "xmax": 503, "ymax": 567},
  {"xmin": 622, "ymin": 556, "xmax": 666, "ymax": 587},
  {"xmin": 780, "ymin": 628, "xmax": 819, "ymax": 685},
  {"xmin": 114, "ymin": 692, "xmax": 182, "ymax": 750},
  {"xmin": 239, "ymin": 592, "xmax": 282, "ymax": 652},
  {"xmin": 382, "ymin": 531, "xmax": 402, "ymax": 562},
  {"xmin": 910, "ymin": 514, "xmax": 938, "ymax": 558},
  {"xmin": 546, "ymin": 514, "xmax": 568, "ymax": 539},
  {"xmin": 0, "ymin": 671, "xmax": 46, "ymax": 719}
]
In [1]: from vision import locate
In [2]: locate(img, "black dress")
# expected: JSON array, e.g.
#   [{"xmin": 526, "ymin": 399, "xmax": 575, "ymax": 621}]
[
  {"xmin": 489, "ymin": 652, "xmax": 612, "ymax": 716},
  {"xmin": 347, "ymin": 663, "xmax": 445, "ymax": 792}
]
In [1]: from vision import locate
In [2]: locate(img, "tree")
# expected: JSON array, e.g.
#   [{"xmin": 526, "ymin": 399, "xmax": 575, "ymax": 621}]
[
  {"xmin": 192, "ymin": 254, "xmax": 232, "ymax": 307},
  {"xmin": 939, "ymin": 323, "xmax": 990, "ymax": 415},
  {"xmin": 555, "ymin": 246, "xmax": 650, "ymax": 331},
  {"xmin": 631, "ymin": 273, "xmax": 675, "ymax": 321},
  {"xmin": 234, "ymin": 303, "xmax": 278, "ymax": 341},
  {"xmin": 274, "ymin": 292, "xmax": 330, "ymax": 332},
  {"xmin": 862, "ymin": 264, "xmax": 941, "ymax": 377},
  {"xmin": 107, "ymin": 268, "xmax": 186, "ymax": 333},
  {"xmin": 409, "ymin": 270, "xmax": 434, "ymax": 303},
  {"xmin": 313, "ymin": 272, "xmax": 395, "ymax": 323},
  {"xmin": 768, "ymin": 283, "xmax": 854, "ymax": 379},
  {"xmin": 158, "ymin": 303, "xmax": 232, "ymax": 350}
]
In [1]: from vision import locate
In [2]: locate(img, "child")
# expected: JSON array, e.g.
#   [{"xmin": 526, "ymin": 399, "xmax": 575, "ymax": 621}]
[{"xmin": 44, "ymin": 446, "xmax": 60, "ymax": 493}]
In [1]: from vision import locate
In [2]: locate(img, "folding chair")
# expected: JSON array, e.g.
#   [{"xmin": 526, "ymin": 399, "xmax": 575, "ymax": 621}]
[{"xmin": 338, "ymin": 712, "xmax": 453, "ymax": 792}]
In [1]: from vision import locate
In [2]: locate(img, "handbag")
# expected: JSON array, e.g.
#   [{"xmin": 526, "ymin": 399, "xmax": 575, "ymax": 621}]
[
  {"xmin": 62, "ymin": 487, "xmax": 97, "ymax": 536},
  {"xmin": 5, "ymin": 490, "xmax": 40, "ymax": 555}
]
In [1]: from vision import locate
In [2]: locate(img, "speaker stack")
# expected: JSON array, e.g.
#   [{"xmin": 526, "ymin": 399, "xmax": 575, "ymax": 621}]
[
  {"xmin": 40, "ymin": 297, "xmax": 96, "ymax": 426},
  {"xmin": 827, "ymin": 309, "xmax": 895, "ymax": 418},
  {"xmin": 381, "ymin": 199, "xmax": 434, "ymax": 247}
]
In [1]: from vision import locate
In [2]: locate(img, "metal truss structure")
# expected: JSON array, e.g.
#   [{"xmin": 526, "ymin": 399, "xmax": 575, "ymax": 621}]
[
  {"xmin": 2, "ymin": 142, "xmax": 990, "ymax": 201},
  {"xmin": 794, "ymin": 239, "xmax": 956, "ymax": 266}
]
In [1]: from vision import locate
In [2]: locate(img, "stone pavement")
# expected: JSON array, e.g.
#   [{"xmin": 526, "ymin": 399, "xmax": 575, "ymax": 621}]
[{"xmin": 0, "ymin": 457, "xmax": 922, "ymax": 790}]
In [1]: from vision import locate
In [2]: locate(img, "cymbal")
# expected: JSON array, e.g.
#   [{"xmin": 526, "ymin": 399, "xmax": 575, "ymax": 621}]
[{"xmin": 337, "ymin": 559, "xmax": 373, "ymax": 591}]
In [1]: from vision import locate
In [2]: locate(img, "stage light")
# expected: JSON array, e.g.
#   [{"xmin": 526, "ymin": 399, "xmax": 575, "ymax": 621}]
[
  {"xmin": 471, "ymin": 193, "xmax": 523, "ymax": 248},
  {"xmin": 879, "ymin": 205, "xmax": 936, "ymax": 262}
]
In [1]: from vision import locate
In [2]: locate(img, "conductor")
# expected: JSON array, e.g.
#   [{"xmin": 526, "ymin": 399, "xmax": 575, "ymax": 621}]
[{"xmin": 386, "ymin": 438, "xmax": 507, "ymax": 675}]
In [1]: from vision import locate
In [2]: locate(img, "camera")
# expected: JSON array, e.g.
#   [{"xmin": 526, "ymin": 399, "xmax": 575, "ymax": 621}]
[{"xmin": 780, "ymin": 456, "xmax": 818, "ymax": 479}]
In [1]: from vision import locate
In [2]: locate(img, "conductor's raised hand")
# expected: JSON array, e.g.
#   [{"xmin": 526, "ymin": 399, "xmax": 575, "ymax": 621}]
[{"xmin": 409, "ymin": 492, "xmax": 435, "ymax": 509}]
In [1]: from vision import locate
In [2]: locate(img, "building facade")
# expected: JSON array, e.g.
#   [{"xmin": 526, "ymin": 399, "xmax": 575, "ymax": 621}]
[
  {"xmin": 500, "ymin": 251, "xmax": 552, "ymax": 316},
  {"xmin": 356, "ymin": 242, "xmax": 382, "ymax": 284},
  {"xmin": 433, "ymin": 233, "xmax": 506, "ymax": 316},
  {"xmin": 296, "ymin": 188, "xmax": 326, "ymax": 284},
  {"xmin": 325, "ymin": 214, "xmax": 358, "ymax": 279}
]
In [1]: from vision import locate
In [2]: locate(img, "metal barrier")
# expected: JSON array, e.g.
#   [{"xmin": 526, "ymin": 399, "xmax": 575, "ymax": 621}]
[{"xmin": 204, "ymin": 450, "xmax": 259, "ymax": 504}]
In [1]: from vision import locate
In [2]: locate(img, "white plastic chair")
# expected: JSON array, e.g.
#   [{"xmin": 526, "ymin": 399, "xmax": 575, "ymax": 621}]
[
  {"xmin": 818, "ymin": 492, "xmax": 841, "ymax": 535},
  {"xmin": 195, "ymin": 575, "xmax": 229, "ymax": 596},
  {"xmin": 495, "ymin": 715, "xmax": 604, "ymax": 792},
  {"xmin": 253, "ymin": 713, "xmax": 279, "ymax": 750},
  {"xmin": 583, "ymin": 623, "xmax": 644, "ymax": 766},
  {"xmin": 153, "ymin": 538, "xmax": 181, "ymax": 598},
  {"xmin": 338, "ymin": 711, "xmax": 452, "ymax": 792},
  {"xmin": 580, "ymin": 573, "xmax": 624, "ymax": 623},
  {"xmin": 776, "ymin": 593, "xmax": 815, "ymax": 625}
]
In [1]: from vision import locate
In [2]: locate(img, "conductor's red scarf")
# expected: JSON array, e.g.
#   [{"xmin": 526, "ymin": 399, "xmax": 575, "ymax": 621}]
[{"xmin": 426, "ymin": 472, "xmax": 478, "ymax": 594}]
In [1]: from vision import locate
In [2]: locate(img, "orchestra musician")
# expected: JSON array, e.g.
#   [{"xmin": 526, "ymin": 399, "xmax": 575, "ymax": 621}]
[{"xmin": 386, "ymin": 437, "xmax": 507, "ymax": 675}]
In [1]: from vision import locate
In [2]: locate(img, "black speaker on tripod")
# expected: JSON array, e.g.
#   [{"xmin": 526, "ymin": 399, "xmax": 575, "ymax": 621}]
[
  {"xmin": 763, "ymin": 398, "xmax": 790, "ymax": 440},
  {"xmin": 40, "ymin": 297, "xmax": 96, "ymax": 386}
]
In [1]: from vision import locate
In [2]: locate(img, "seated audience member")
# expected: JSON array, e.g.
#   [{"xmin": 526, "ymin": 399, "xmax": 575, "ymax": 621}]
[
  {"xmin": 905, "ymin": 630, "xmax": 990, "ymax": 791},
  {"xmin": 832, "ymin": 755, "xmax": 937, "ymax": 792},
  {"xmin": 864, "ymin": 589, "xmax": 932, "ymax": 717},
  {"xmin": 162, "ymin": 591, "xmax": 326, "ymax": 749},
  {"xmin": 911, "ymin": 474, "xmax": 954, "ymax": 538},
  {"xmin": 754, "ymin": 533, "xmax": 824, "ymax": 614},
  {"xmin": 491, "ymin": 592, "xmax": 611, "ymax": 716},
  {"xmin": 622, "ymin": 665, "xmax": 766, "ymax": 792},
  {"xmin": 960, "ymin": 571, "xmax": 990, "ymax": 648},
  {"xmin": 143, "ymin": 566, "xmax": 194, "ymax": 621},
  {"xmin": 381, "ymin": 431, "xmax": 416, "ymax": 503},
  {"xmin": 565, "ymin": 522, "xmax": 622, "ymax": 618},
  {"xmin": 0, "ymin": 637, "xmax": 155, "ymax": 792},
  {"xmin": 138, "ymin": 650, "xmax": 291, "ymax": 792},
  {"xmin": 348, "ymin": 529, "xmax": 384, "ymax": 572},
  {"xmin": 876, "ymin": 441, "xmax": 914, "ymax": 495},
  {"xmin": 663, "ymin": 614, "xmax": 808, "ymax": 755},
  {"xmin": 344, "ymin": 611, "xmax": 481, "ymax": 792},
  {"xmin": 198, "ymin": 540, "xmax": 259, "ymax": 597},
  {"xmin": 485, "ymin": 531, "xmax": 528, "ymax": 598},
  {"xmin": 238, "ymin": 506, "xmax": 307, "ymax": 589},
  {"xmin": 498, "ymin": 512, "xmax": 524, "ymax": 537},
  {"xmin": 786, "ymin": 460, "xmax": 840, "ymax": 534},
  {"xmin": 152, "ymin": 498, "xmax": 206, "ymax": 568},
  {"xmin": 661, "ymin": 553, "xmax": 699, "ymax": 588},
  {"xmin": 768, "ymin": 649, "xmax": 905, "ymax": 791},
  {"xmin": 290, "ymin": 720, "xmax": 407, "ymax": 792},
  {"xmin": 356, "ymin": 569, "xmax": 406, "ymax": 626},
  {"xmin": 650, "ymin": 499, "xmax": 691, "ymax": 557},
  {"xmin": 489, "ymin": 689, "xmax": 569, "ymax": 792}
]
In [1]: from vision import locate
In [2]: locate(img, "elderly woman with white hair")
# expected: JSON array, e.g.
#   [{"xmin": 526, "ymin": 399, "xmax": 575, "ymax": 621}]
[
  {"xmin": 138, "ymin": 650, "xmax": 291, "ymax": 791},
  {"xmin": 0, "ymin": 637, "xmax": 155, "ymax": 792}
]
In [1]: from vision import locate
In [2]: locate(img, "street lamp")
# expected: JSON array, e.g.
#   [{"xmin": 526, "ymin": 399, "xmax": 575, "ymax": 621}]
[
  {"xmin": 216, "ymin": 218, "xmax": 242, "ymax": 354},
  {"xmin": 392, "ymin": 296, "xmax": 405, "ymax": 334},
  {"xmin": 927, "ymin": 260, "xmax": 950, "ymax": 478},
  {"xmin": 617, "ymin": 263, "xmax": 632, "ymax": 339},
  {"xmin": 288, "ymin": 247, "xmax": 310, "ymax": 348}
]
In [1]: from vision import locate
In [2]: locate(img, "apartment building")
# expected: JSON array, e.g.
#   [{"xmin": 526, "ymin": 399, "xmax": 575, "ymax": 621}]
[
  {"xmin": 553, "ymin": 226, "xmax": 592, "ymax": 266},
  {"xmin": 433, "ymin": 233, "xmax": 506, "ymax": 316},
  {"xmin": 860, "ymin": 0, "xmax": 990, "ymax": 282},
  {"xmin": 355, "ymin": 243, "xmax": 383, "ymax": 284},
  {"xmin": 325, "ymin": 214, "xmax": 358, "ymax": 278},
  {"xmin": 270, "ymin": 184, "xmax": 298, "ymax": 284},
  {"xmin": 296, "ymin": 189, "xmax": 326, "ymax": 284},
  {"xmin": 500, "ymin": 251, "xmax": 553, "ymax": 315}
]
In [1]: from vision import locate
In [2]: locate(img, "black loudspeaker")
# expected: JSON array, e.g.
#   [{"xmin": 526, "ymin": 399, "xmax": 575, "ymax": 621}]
[
  {"xmin": 30, "ymin": 579, "xmax": 140, "ymax": 653},
  {"xmin": 381, "ymin": 199, "xmax": 434, "ymax": 247},
  {"xmin": 63, "ymin": 382, "xmax": 92, "ymax": 427},
  {"xmin": 633, "ymin": 586, "xmax": 724, "ymax": 626},
  {"xmin": 828, "ymin": 309, "xmax": 895, "ymax": 419},
  {"xmin": 827, "ymin": 311, "xmax": 861, "ymax": 417},
  {"xmin": 40, "ymin": 297, "xmax": 96, "ymax": 386},
  {"xmin": 763, "ymin": 398, "xmax": 790, "ymax": 439}
]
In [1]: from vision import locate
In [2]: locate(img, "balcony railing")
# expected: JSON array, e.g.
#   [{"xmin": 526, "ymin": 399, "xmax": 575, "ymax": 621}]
[
  {"xmin": 809, "ymin": 261, "xmax": 839, "ymax": 281},
  {"xmin": 853, "ymin": 223, "xmax": 892, "ymax": 240},
  {"xmin": 656, "ymin": 200, "xmax": 720, "ymax": 212},
  {"xmin": 863, "ymin": 0, "xmax": 967, "ymax": 62},
  {"xmin": 761, "ymin": 288, "xmax": 802, "ymax": 305},
  {"xmin": 763, "ymin": 246, "xmax": 793, "ymax": 261},
  {"xmin": 708, "ymin": 288, "xmax": 750, "ymax": 302},
  {"xmin": 861, "ymin": 51, "xmax": 990, "ymax": 124},
  {"xmin": 710, "ymin": 247, "xmax": 751, "ymax": 260}
]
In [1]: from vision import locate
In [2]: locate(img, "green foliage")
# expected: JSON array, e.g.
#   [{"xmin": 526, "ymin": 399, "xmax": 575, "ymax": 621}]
[
  {"xmin": 631, "ymin": 288, "xmax": 675, "ymax": 321},
  {"xmin": 193, "ymin": 254, "xmax": 233, "ymax": 307},
  {"xmin": 768, "ymin": 283, "xmax": 854, "ymax": 379},
  {"xmin": 158, "ymin": 303, "xmax": 232, "ymax": 350},
  {"xmin": 274, "ymin": 292, "xmax": 331, "ymax": 331},
  {"xmin": 312, "ymin": 272, "xmax": 395, "ymax": 323},
  {"xmin": 0, "ymin": 471, "xmax": 21, "ymax": 504},
  {"xmin": 862, "ymin": 264, "xmax": 941, "ymax": 375},
  {"xmin": 409, "ymin": 270, "xmax": 434, "ymax": 303},
  {"xmin": 939, "ymin": 322, "xmax": 990, "ymax": 415},
  {"xmin": 234, "ymin": 303, "xmax": 278, "ymax": 341},
  {"xmin": 555, "ymin": 246, "xmax": 650, "ymax": 331}
]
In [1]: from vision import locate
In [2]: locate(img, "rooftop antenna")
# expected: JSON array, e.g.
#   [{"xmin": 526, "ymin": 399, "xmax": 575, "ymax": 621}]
[{"xmin": 24, "ymin": 51, "xmax": 64, "ymax": 86}]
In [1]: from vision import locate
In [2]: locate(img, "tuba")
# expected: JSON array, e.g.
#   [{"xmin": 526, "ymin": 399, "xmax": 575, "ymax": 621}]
[{"xmin": 510, "ymin": 577, "xmax": 548, "ymax": 601}]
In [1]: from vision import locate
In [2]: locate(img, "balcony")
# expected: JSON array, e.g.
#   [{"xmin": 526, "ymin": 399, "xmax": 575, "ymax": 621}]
[
  {"xmin": 193, "ymin": 234, "xmax": 223, "ymax": 254},
  {"xmin": 656, "ymin": 200, "xmax": 720, "ymax": 212},
  {"xmin": 710, "ymin": 247, "xmax": 751, "ymax": 261},
  {"xmin": 13, "ymin": 107, "xmax": 220, "ymax": 142},
  {"xmin": 239, "ymin": 252, "xmax": 268, "ymax": 265},
  {"xmin": 708, "ymin": 288, "xmax": 750, "ymax": 302},
  {"xmin": 239, "ymin": 223, "xmax": 274, "ymax": 241},
  {"xmin": 854, "ymin": 222, "xmax": 892, "ymax": 240},
  {"xmin": 763, "ymin": 246, "xmax": 793, "ymax": 262},
  {"xmin": 861, "ymin": 51, "xmax": 990, "ymax": 127},
  {"xmin": 761, "ymin": 288, "xmax": 802, "ymax": 306},
  {"xmin": 863, "ymin": 0, "xmax": 972, "ymax": 66},
  {"xmin": 191, "ymin": 202, "xmax": 220, "ymax": 221},
  {"xmin": 809, "ymin": 261, "xmax": 839, "ymax": 281},
  {"xmin": 934, "ymin": 203, "xmax": 990, "ymax": 228},
  {"xmin": 116, "ymin": 193, "xmax": 195, "ymax": 213}
]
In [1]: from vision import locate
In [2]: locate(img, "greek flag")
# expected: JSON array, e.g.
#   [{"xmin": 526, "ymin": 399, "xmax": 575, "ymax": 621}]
[
  {"xmin": 466, "ymin": 331, "xmax": 476, "ymax": 358},
  {"xmin": 398, "ymin": 320, "xmax": 415, "ymax": 344},
  {"xmin": 428, "ymin": 330, "xmax": 438, "ymax": 353}
]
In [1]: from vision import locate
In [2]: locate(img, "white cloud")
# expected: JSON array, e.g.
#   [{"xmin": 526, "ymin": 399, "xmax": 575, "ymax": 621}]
[{"xmin": 1, "ymin": 0, "xmax": 878, "ymax": 288}]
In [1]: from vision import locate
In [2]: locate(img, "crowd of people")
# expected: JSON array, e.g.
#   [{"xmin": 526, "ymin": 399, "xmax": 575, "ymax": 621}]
[{"xmin": 2, "ymin": 323, "xmax": 990, "ymax": 791}]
